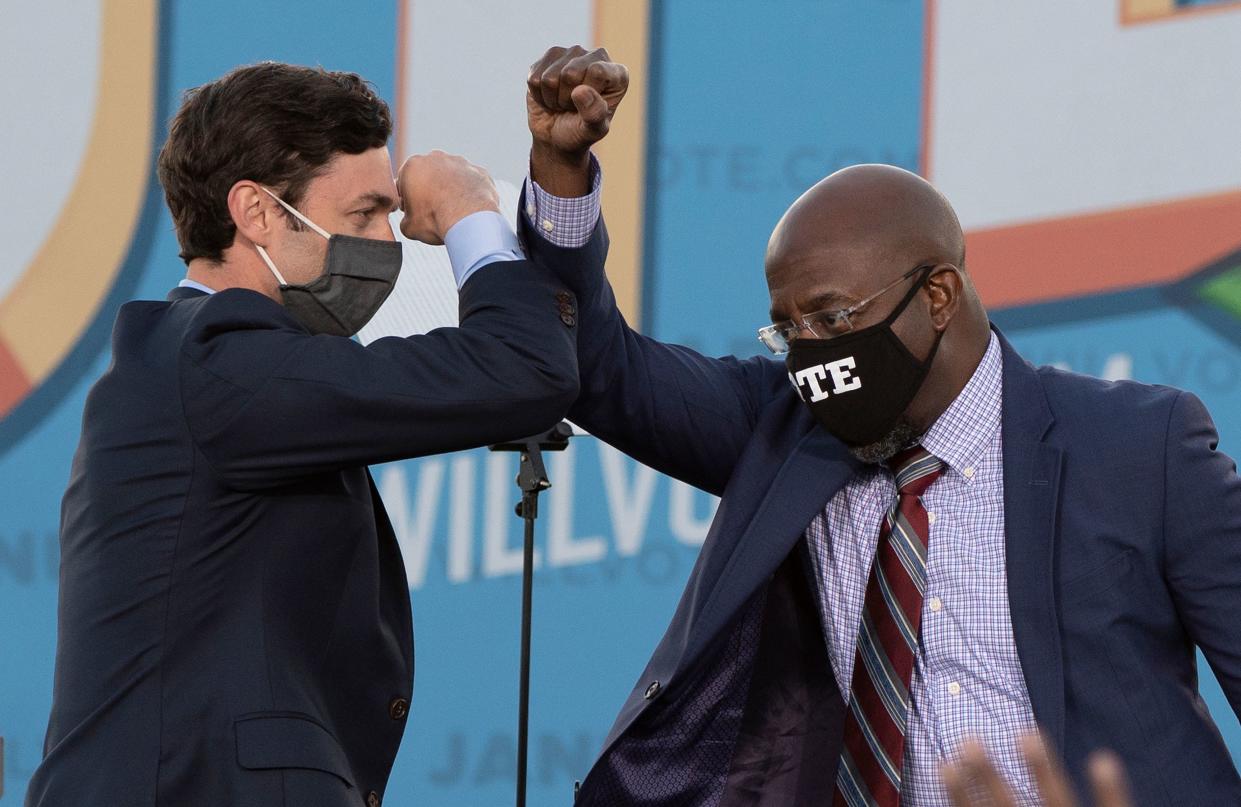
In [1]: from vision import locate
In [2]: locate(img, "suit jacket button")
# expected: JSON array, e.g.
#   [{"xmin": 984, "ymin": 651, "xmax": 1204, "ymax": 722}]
[
  {"xmin": 644, "ymin": 680, "xmax": 661, "ymax": 699},
  {"xmin": 367, "ymin": 791, "xmax": 381, "ymax": 807},
  {"xmin": 555, "ymin": 291, "xmax": 573, "ymax": 304},
  {"xmin": 560, "ymin": 313, "xmax": 576, "ymax": 327},
  {"xmin": 389, "ymin": 696, "xmax": 409, "ymax": 720}
]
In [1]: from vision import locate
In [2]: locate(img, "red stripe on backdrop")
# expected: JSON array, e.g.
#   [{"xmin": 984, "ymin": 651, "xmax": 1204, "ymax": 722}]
[
  {"xmin": 0, "ymin": 338, "xmax": 33, "ymax": 419},
  {"xmin": 919, "ymin": 0, "xmax": 937, "ymax": 178},
  {"xmin": 967, "ymin": 190, "xmax": 1241, "ymax": 309}
]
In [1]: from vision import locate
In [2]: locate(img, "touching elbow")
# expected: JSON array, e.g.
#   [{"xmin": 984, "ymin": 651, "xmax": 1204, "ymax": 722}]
[
  {"xmin": 518, "ymin": 363, "xmax": 579, "ymax": 434},
  {"xmin": 542, "ymin": 364, "xmax": 581, "ymax": 420}
]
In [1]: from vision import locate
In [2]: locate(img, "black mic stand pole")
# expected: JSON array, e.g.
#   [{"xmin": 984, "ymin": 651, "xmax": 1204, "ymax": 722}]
[{"xmin": 489, "ymin": 421, "xmax": 574, "ymax": 807}]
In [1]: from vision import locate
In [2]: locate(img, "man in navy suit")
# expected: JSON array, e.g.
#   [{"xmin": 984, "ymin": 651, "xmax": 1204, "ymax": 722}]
[
  {"xmin": 523, "ymin": 48, "xmax": 1241, "ymax": 806},
  {"xmin": 26, "ymin": 60, "xmax": 620, "ymax": 807}
]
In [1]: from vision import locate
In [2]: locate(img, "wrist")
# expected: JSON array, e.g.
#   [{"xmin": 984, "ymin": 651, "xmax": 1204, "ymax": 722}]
[
  {"xmin": 530, "ymin": 140, "xmax": 592, "ymax": 197},
  {"xmin": 435, "ymin": 200, "xmax": 501, "ymax": 241}
]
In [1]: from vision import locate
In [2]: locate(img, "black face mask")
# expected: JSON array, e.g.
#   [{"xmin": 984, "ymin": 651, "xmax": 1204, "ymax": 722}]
[
  {"xmin": 274, "ymin": 235, "xmax": 401, "ymax": 337},
  {"xmin": 256, "ymin": 187, "xmax": 401, "ymax": 337},
  {"xmin": 785, "ymin": 270, "xmax": 942, "ymax": 446}
]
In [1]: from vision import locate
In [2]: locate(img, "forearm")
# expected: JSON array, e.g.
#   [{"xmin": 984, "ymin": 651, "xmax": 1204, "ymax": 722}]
[
  {"xmin": 517, "ymin": 205, "xmax": 775, "ymax": 495},
  {"xmin": 185, "ymin": 260, "xmax": 579, "ymax": 490}
]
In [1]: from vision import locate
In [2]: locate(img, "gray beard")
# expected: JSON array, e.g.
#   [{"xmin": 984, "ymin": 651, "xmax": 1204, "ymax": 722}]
[{"xmin": 847, "ymin": 417, "xmax": 922, "ymax": 465}]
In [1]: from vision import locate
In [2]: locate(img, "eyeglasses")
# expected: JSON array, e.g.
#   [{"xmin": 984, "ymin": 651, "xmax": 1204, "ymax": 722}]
[{"xmin": 757, "ymin": 264, "xmax": 934, "ymax": 355}]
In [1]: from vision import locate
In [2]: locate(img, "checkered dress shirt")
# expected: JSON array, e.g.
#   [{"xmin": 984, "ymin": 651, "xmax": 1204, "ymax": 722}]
[
  {"xmin": 806, "ymin": 333, "xmax": 1041, "ymax": 806},
  {"xmin": 523, "ymin": 156, "xmax": 603, "ymax": 248}
]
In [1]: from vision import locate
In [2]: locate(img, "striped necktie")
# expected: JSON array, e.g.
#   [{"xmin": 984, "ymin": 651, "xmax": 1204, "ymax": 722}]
[{"xmin": 834, "ymin": 446, "xmax": 944, "ymax": 807}]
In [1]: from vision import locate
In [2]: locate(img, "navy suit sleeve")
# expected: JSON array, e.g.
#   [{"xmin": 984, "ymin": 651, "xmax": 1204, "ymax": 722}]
[
  {"xmin": 179, "ymin": 259, "xmax": 579, "ymax": 490},
  {"xmin": 1164, "ymin": 390, "xmax": 1241, "ymax": 715},
  {"xmin": 519, "ymin": 203, "xmax": 787, "ymax": 496}
]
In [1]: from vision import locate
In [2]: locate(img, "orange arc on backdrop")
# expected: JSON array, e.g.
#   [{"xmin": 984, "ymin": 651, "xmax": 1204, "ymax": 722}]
[
  {"xmin": 0, "ymin": 0, "xmax": 157, "ymax": 420},
  {"xmin": 965, "ymin": 190, "xmax": 1241, "ymax": 309}
]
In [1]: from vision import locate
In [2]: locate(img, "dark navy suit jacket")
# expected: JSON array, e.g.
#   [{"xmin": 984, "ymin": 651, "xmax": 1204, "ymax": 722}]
[
  {"xmin": 27, "ymin": 259, "xmax": 579, "ymax": 807},
  {"xmin": 522, "ymin": 216, "xmax": 1241, "ymax": 806}
]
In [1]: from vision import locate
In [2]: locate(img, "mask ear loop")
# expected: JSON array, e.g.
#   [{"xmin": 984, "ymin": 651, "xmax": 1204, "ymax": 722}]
[
  {"xmin": 880, "ymin": 264, "xmax": 937, "ymax": 327},
  {"xmin": 254, "ymin": 186, "xmax": 332, "ymax": 288},
  {"xmin": 259, "ymin": 186, "xmax": 332, "ymax": 239},
  {"xmin": 254, "ymin": 244, "xmax": 289, "ymax": 286},
  {"xmin": 890, "ymin": 264, "xmax": 948, "ymax": 369}
]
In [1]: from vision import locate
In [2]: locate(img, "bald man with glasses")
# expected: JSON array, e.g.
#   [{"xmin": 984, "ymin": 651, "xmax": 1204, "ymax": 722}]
[{"xmin": 524, "ymin": 46, "xmax": 1241, "ymax": 807}]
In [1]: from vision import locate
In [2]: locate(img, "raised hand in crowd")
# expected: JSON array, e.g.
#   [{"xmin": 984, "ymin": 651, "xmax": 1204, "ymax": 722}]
[{"xmin": 942, "ymin": 735, "xmax": 1133, "ymax": 807}]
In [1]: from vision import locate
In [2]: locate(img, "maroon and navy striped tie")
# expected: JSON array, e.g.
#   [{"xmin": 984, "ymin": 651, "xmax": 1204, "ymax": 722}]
[{"xmin": 834, "ymin": 446, "xmax": 944, "ymax": 807}]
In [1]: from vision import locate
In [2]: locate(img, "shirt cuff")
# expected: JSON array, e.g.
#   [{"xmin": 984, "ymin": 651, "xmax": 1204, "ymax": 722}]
[
  {"xmin": 522, "ymin": 154, "xmax": 602, "ymax": 249},
  {"xmin": 442, "ymin": 210, "xmax": 524, "ymax": 289}
]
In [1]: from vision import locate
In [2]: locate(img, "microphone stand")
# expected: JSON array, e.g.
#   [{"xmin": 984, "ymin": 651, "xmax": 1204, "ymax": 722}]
[{"xmin": 489, "ymin": 421, "xmax": 574, "ymax": 807}]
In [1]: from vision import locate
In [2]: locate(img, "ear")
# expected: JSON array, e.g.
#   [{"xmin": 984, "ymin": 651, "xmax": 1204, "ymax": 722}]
[
  {"xmin": 925, "ymin": 264, "xmax": 963, "ymax": 331},
  {"xmin": 226, "ymin": 180, "xmax": 280, "ymax": 247}
]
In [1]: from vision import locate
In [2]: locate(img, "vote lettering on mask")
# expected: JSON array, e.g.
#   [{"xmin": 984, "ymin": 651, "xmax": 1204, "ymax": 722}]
[
  {"xmin": 790, "ymin": 357, "xmax": 862, "ymax": 402},
  {"xmin": 784, "ymin": 274, "xmax": 941, "ymax": 447}
]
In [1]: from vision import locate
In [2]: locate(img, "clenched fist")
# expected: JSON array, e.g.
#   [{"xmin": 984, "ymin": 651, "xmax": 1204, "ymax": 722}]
[
  {"xmin": 527, "ymin": 45, "xmax": 629, "ymax": 196},
  {"xmin": 396, "ymin": 151, "xmax": 500, "ymax": 245}
]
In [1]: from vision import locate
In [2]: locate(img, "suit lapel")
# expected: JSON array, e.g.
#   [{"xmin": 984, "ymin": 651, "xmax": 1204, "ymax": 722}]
[
  {"xmin": 684, "ymin": 409, "xmax": 860, "ymax": 667},
  {"xmin": 997, "ymin": 330, "xmax": 1067, "ymax": 750}
]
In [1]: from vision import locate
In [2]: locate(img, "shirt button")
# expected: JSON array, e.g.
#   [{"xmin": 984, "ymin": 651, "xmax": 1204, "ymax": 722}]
[
  {"xmin": 541, "ymin": 219, "xmax": 555, "ymax": 232},
  {"xmin": 963, "ymin": 466, "xmax": 975, "ymax": 479},
  {"xmin": 644, "ymin": 680, "xmax": 661, "ymax": 699},
  {"xmin": 526, "ymin": 204, "xmax": 536, "ymax": 217},
  {"xmin": 927, "ymin": 512, "xmax": 937, "ymax": 525},
  {"xmin": 389, "ymin": 696, "xmax": 409, "ymax": 720},
  {"xmin": 947, "ymin": 681, "xmax": 961, "ymax": 696},
  {"xmin": 929, "ymin": 596, "xmax": 943, "ymax": 613},
  {"xmin": 367, "ymin": 791, "xmax": 381, "ymax": 807}
]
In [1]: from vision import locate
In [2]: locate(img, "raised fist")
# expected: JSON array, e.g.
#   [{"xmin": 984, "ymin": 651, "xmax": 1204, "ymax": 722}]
[
  {"xmin": 527, "ymin": 45, "xmax": 629, "ymax": 159},
  {"xmin": 396, "ymin": 150, "xmax": 500, "ymax": 245}
]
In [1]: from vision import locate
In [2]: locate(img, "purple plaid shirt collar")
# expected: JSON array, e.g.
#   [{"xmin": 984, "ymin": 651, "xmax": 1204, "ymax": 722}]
[{"xmin": 919, "ymin": 332, "xmax": 1002, "ymax": 480}]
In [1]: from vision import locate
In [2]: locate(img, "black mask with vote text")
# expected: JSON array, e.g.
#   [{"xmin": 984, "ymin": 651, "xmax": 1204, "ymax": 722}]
[{"xmin": 786, "ymin": 270, "xmax": 942, "ymax": 446}]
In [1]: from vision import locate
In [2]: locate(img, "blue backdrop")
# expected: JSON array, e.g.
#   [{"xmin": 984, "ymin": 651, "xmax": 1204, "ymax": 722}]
[{"xmin": 2, "ymin": 1, "xmax": 1239, "ymax": 804}]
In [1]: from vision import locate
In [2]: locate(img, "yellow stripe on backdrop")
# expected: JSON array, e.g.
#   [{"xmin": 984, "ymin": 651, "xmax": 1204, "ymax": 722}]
[
  {"xmin": 592, "ymin": 0, "xmax": 650, "ymax": 327},
  {"xmin": 0, "ymin": 0, "xmax": 157, "ymax": 378}
]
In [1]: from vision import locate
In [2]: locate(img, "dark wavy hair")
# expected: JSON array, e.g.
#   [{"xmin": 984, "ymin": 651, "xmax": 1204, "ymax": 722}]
[{"xmin": 157, "ymin": 62, "xmax": 392, "ymax": 264}]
